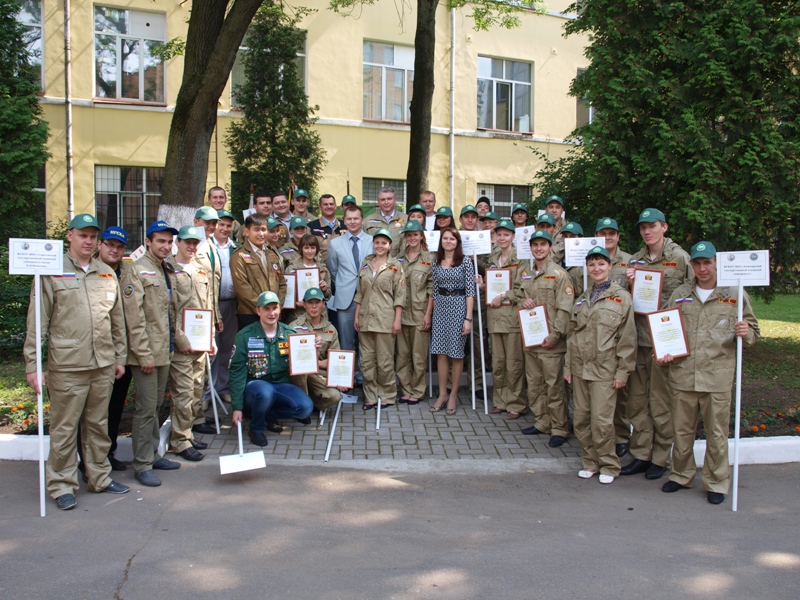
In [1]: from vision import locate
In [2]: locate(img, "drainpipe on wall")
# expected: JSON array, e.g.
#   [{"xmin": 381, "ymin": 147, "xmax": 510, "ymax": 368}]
[
  {"xmin": 449, "ymin": 8, "xmax": 456, "ymax": 211},
  {"xmin": 64, "ymin": 0, "xmax": 74, "ymax": 221}
]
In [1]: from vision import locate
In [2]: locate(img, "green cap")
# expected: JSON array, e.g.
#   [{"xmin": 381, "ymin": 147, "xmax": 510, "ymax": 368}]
[
  {"xmin": 407, "ymin": 204, "xmax": 426, "ymax": 216},
  {"xmin": 585, "ymin": 246, "xmax": 611, "ymax": 262},
  {"xmin": 460, "ymin": 205, "xmax": 478, "ymax": 216},
  {"xmin": 436, "ymin": 206, "xmax": 453, "ymax": 217},
  {"xmin": 638, "ymin": 208, "xmax": 666, "ymax": 224},
  {"xmin": 290, "ymin": 216, "xmax": 307, "ymax": 230},
  {"xmin": 294, "ymin": 189, "xmax": 309, "ymax": 199},
  {"xmin": 545, "ymin": 195, "xmax": 564, "ymax": 207},
  {"xmin": 690, "ymin": 241, "xmax": 716, "ymax": 260},
  {"xmin": 303, "ymin": 287, "xmax": 325, "ymax": 302},
  {"xmin": 266, "ymin": 217, "xmax": 281, "ymax": 230},
  {"xmin": 480, "ymin": 211, "xmax": 499, "ymax": 221},
  {"xmin": 537, "ymin": 213, "xmax": 557, "ymax": 226},
  {"xmin": 217, "ymin": 209, "xmax": 234, "ymax": 220},
  {"xmin": 595, "ymin": 217, "xmax": 619, "ymax": 233},
  {"xmin": 512, "ymin": 203, "xmax": 528, "ymax": 214},
  {"xmin": 195, "ymin": 206, "xmax": 219, "ymax": 221},
  {"xmin": 177, "ymin": 225, "xmax": 203, "ymax": 241},
  {"xmin": 496, "ymin": 219, "xmax": 516, "ymax": 233},
  {"xmin": 562, "ymin": 222, "xmax": 584, "ymax": 236},
  {"xmin": 257, "ymin": 291, "xmax": 281, "ymax": 306},
  {"xmin": 342, "ymin": 195, "xmax": 357, "ymax": 206},
  {"xmin": 372, "ymin": 228, "xmax": 393, "ymax": 241},
  {"xmin": 529, "ymin": 230, "xmax": 552, "ymax": 245},
  {"xmin": 69, "ymin": 213, "xmax": 100, "ymax": 230},
  {"xmin": 402, "ymin": 220, "xmax": 424, "ymax": 233}
]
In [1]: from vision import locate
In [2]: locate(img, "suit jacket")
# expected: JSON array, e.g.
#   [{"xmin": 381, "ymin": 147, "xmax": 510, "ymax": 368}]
[{"xmin": 326, "ymin": 231, "xmax": 373, "ymax": 309}]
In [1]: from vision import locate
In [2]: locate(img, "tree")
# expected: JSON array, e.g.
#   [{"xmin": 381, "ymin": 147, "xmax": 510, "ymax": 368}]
[
  {"xmin": 0, "ymin": 0, "xmax": 49, "ymax": 242},
  {"xmin": 225, "ymin": 4, "xmax": 326, "ymax": 215},
  {"xmin": 160, "ymin": 0, "xmax": 264, "ymax": 224},
  {"xmin": 329, "ymin": 0, "xmax": 542, "ymax": 204},
  {"xmin": 535, "ymin": 1, "xmax": 800, "ymax": 294}
]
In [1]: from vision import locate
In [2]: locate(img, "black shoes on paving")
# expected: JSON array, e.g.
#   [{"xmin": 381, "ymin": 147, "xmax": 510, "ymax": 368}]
[
  {"xmin": 548, "ymin": 435, "xmax": 566, "ymax": 448},
  {"xmin": 708, "ymin": 492, "xmax": 725, "ymax": 505},
  {"xmin": 620, "ymin": 459, "xmax": 651, "ymax": 476},
  {"xmin": 249, "ymin": 430, "xmax": 269, "ymax": 447},
  {"xmin": 178, "ymin": 447, "xmax": 205, "ymax": 462},
  {"xmin": 615, "ymin": 443, "xmax": 630, "ymax": 458},
  {"xmin": 135, "ymin": 470, "xmax": 161, "ymax": 487},
  {"xmin": 103, "ymin": 481, "xmax": 130, "ymax": 494},
  {"xmin": 191, "ymin": 439, "xmax": 208, "ymax": 450},
  {"xmin": 662, "ymin": 481, "xmax": 683, "ymax": 493},
  {"xmin": 522, "ymin": 426, "xmax": 546, "ymax": 435},
  {"xmin": 645, "ymin": 464, "xmax": 668, "ymax": 480},
  {"xmin": 153, "ymin": 457, "xmax": 181, "ymax": 470},
  {"xmin": 56, "ymin": 494, "xmax": 77, "ymax": 510},
  {"xmin": 108, "ymin": 454, "xmax": 127, "ymax": 471},
  {"xmin": 192, "ymin": 423, "xmax": 217, "ymax": 435}
]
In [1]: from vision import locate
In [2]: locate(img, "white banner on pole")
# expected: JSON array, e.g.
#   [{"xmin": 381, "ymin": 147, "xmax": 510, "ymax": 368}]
[
  {"xmin": 514, "ymin": 226, "xmax": 537, "ymax": 260},
  {"xmin": 460, "ymin": 231, "xmax": 492, "ymax": 256},
  {"xmin": 564, "ymin": 237, "xmax": 605, "ymax": 267}
]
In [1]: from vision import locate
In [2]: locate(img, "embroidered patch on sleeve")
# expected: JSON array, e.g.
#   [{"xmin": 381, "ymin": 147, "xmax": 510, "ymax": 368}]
[
  {"xmin": 564, "ymin": 286, "xmax": 574, "ymax": 296},
  {"xmin": 122, "ymin": 285, "xmax": 134, "ymax": 298}
]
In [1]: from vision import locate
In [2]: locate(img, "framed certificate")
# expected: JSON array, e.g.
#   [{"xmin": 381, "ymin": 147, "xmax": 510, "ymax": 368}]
[
  {"xmin": 295, "ymin": 267, "xmax": 320, "ymax": 302},
  {"xmin": 283, "ymin": 274, "xmax": 296, "ymax": 309},
  {"xmin": 518, "ymin": 305, "xmax": 550, "ymax": 348},
  {"xmin": 182, "ymin": 308, "xmax": 214, "ymax": 352},
  {"xmin": 485, "ymin": 269, "xmax": 511, "ymax": 305},
  {"xmin": 326, "ymin": 350, "xmax": 355, "ymax": 389},
  {"xmin": 647, "ymin": 308, "xmax": 690, "ymax": 360},
  {"xmin": 632, "ymin": 268, "xmax": 663, "ymax": 314},
  {"xmin": 288, "ymin": 333, "xmax": 319, "ymax": 375}
]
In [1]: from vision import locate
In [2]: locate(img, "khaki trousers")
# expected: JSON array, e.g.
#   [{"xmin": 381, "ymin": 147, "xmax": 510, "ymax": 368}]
[
  {"xmin": 46, "ymin": 367, "xmax": 114, "ymax": 497},
  {"xmin": 168, "ymin": 353, "xmax": 204, "ymax": 453},
  {"xmin": 307, "ymin": 371, "xmax": 343, "ymax": 410},
  {"xmin": 524, "ymin": 350, "xmax": 568, "ymax": 437},
  {"xmin": 360, "ymin": 331, "xmax": 397, "ymax": 405},
  {"xmin": 397, "ymin": 324, "xmax": 430, "ymax": 399},
  {"xmin": 573, "ymin": 377, "xmax": 621, "ymax": 476},
  {"xmin": 627, "ymin": 346, "xmax": 674, "ymax": 466},
  {"xmin": 669, "ymin": 390, "xmax": 732, "ymax": 493},
  {"xmin": 614, "ymin": 385, "xmax": 631, "ymax": 444},
  {"xmin": 491, "ymin": 332, "xmax": 526, "ymax": 413},
  {"xmin": 131, "ymin": 364, "xmax": 170, "ymax": 473},
  {"xmin": 190, "ymin": 353, "xmax": 208, "ymax": 427}
]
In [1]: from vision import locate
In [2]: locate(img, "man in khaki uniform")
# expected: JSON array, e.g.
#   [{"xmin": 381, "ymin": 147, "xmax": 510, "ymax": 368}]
[
  {"xmin": 544, "ymin": 195, "xmax": 568, "ymax": 266},
  {"xmin": 561, "ymin": 221, "xmax": 585, "ymax": 297},
  {"xmin": 621, "ymin": 208, "xmax": 693, "ymax": 480},
  {"xmin": 364, "ymin": 187, "xmax": 407, "ymax": 256},
  {"xmin": 515, "ymin": 230, "xmax": 575, "ymax": 447},
  {"xmin": 24, "ymin": 214, "xmax": 130, "ymax": 510},
  {"xmin": 193, "ymin": 207, "xmax": 222, "ymax": 328},
  {"xmin": 291, "ymin": 189, "xmax": 317, "ymax": 221},
  {"xmin": 120, "ymin": 220, "xmax": 182, "ymax": 487},
  {"xmin": 660, "ymin": 242, "xmax": 759, "ymax": 505}
]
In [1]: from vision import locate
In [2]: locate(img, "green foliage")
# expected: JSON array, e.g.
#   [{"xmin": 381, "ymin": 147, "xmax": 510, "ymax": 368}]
[
  {"xmin": 225, "ymin": 4, "xmax": 326, "ymax": 214},
  {"xmin": 533, "ymin": 1, "xmax": 800, "ymax": 297},
  {"xmin": 150, "ymin": 36, "xmax": 186, "ymax": 62}
]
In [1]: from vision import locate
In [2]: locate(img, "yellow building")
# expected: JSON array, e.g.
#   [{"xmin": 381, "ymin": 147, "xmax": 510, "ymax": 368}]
[{"xmin": 20, "ymin": 0, "xmax": 589, "ymax": 248}]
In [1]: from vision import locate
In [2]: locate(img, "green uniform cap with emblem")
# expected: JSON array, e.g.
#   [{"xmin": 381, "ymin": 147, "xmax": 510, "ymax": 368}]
[
  {"xmin": 177, "ymin": 225, "xmax": 203, "ymax": 241},
  {"xmin": 562, "ymin": 222, "xmax": 584, "ymax": 236},
  {"xmin": 402, "ymin": 220, "xmax": 424, "ymax": 233},
  {"xmin": 637, "ymin": 208, "xmax": 666, "ymax": 224},
  {"xmin": 436, "ymin": 206, "xmax": 453, "ymax": 217},
  {"xmin": 512, "ymin": 203, "xmax": 528, "ymax": 214},
  {"xmin": 529, "ymin": 230, "xmax": 553, "ymax": 244},
  {"xmin": 216, "ymin": 209, "xmax": 234, "ymax": 220},
  {"xmin": 195, "ymin": 206, "xmax": 219, "ymax": 221},
  {"xmin": 294, "ymin": 189, "xmax": 309, "ymax": 199},
  {"xmin": 290, "ymin": 216, "xmax": 307, "ymax": 230},
  {"xmin": 257, "ymin": 291, "xmax": 281, "ymax": 306},
  {"xmin": 536, "ymin": 213, "xmax": 557, "ymax": 226},
  {"xmin": 496, "ymin": 219, "xmax": 515, "ymax": 233},
  {"xmin": 266, "ymin": 217, "xmax": 281, "ymax": 230},
  {"xmin": 481, "ymin": 211, "xmax": 499, "ymax": 221},
  {"xmin": 69, "ymin": 213, "xmax": 100, "ymax": 230},
  {"xmin": 690, "ymin": 241, "xmax": 717, "ymax": 260},
  {"xmin": 407, "ymin": 204, "xmax": 426, "ymax": 216},
  {"xmin": 303, "ymin": 287, "xmax": 325, "ymax": 302},
  {"xmin": 372, "ymin": 227, "xmax": 393, "ymax": 241},
  {"xmin": 595, "ymin": 217, "xmax": 619, "ymax": 233},
  {"xmin": 341, "ymin": 194, "xmax": 357, "ymax": 206},
  {"xmin": 460, "ymin": 204, "xmax": 478, "ymax": 216},
  {"xmin": 585, "ymin": 246, "xmax": 611, "ymax": 262},
  {"xmin": 544, "ymin": 195, "xmax": 564, "ymax": 208}
]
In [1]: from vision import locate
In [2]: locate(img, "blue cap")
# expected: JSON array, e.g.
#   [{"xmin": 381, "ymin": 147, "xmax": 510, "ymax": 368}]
[
  {"xmin": 146, "ymin": 220, "xmax": 179, "ymax": 237},
  {"xmin": 101, "ymin": 226, "xmax": 128, "ymax": 245}
]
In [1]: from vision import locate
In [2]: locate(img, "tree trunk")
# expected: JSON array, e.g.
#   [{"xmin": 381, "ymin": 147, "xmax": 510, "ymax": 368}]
[
  {"xmin": 406, "ymin": 0, "xmax": 439, "ymax": 206},
  {"xmin": 160, "ymin": 0, "xmax": 264, "ymax": 224}
]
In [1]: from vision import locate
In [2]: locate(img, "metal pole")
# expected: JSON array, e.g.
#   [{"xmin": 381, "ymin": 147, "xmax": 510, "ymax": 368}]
[
  {"xmin": 376, "ymin": 396, "xmax": 381, "ymax": 431},
  {"xmin": 35, "ymin": 272, "xmax": 46, "ymax": 517},
  {"xmin": 732, "ymin": 277, "xmax": 744, "ymax": 512},
  {"xmin": 64, "ymin": 0, "xmax": 74, "ymax": 220},
  {"xmin": 473, "ymin": 253, "xmax": 488, "ymax": 414},
  {"xmin": 324, "ymin": 401, "xmax": 343, "ymax": 462},
  {"xmin": 449, "ymin": 8, "xmax": 456, "ymax": 211},
  {"xmin": 206, "ymin": 354, "xmax": 221, "ymax": 434}
]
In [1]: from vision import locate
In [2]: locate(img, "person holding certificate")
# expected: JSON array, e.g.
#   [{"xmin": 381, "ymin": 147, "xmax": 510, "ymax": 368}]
[
  {"xmin": 354, "ymin": 228, "xmax": 406, "ymax": 409},
  {"xmin": 285, "ymin": 234, "xmax": 331, "ymax": 320},
  {"xmin": 659, "ymin": 242, "xmax": 760, "ymax": 505},
  {"xmin": 564, "ymin": 246, "xmax": 636, "ymax": 484},
  {"xmin": 621, "ymin": 208, "xmax": 692, "ymax": 481},
  {"xmin": 396, "ymin": 221, "xmax": 434, "ymax": 405},
  {"xmin": 476, "ymin": 219, "xmax": 525, "ymax": 419},
  {"xmin": 229, "ymin": 291, "xmax": 315, "ymax": 447},
  {"xmin": 560, "ymin": 222, "xmax": 586, "ymax": 297}
]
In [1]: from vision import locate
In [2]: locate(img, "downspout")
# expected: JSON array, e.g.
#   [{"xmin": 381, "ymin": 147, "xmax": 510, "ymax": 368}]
[
  {"xmin": 64, "ymin": 0, "xmax": 74, "ymax": 221},
  {"xmin": 449, "ymin": 8, "xmax": 455, "ymax": 211}
]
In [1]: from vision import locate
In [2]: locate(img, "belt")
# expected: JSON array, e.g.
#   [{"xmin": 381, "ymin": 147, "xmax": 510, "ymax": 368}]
[{"xmin": 438, "ymin": 288, "xmax": 466, "ymax": 297}]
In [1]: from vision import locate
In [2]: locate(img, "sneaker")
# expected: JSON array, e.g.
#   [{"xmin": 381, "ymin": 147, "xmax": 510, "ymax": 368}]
[
  {"xmin": 248, "ymin": 430, "xmax": 269, "ymax": 447},
  {"xmin": 55, "ymin": 493, "xmax": 77, "ymax": 510},
  {"xmin": 153, "ymin": 457, "xmax": 181, "ymax": 470},
  {"xmin": 578, "ymin": 470, "xmax": 597, "ymax": 479},
  {"xmin": 103, "ymin": 480, "xmax": 130, "ymax": 494},
  {"xmin": 548, "ymin": 435, "xmax": 566, "ymax": 448},
  {"xmin": 178, "ymin": 447, "xmax": 205, "ymax": 462},
  {"xmin": 135, "ymin": 470, "xmax": 162, "ymax": 487},
  {"xmin": 598, "ymin": 474, "xmax": 614, "ymax": 484}
]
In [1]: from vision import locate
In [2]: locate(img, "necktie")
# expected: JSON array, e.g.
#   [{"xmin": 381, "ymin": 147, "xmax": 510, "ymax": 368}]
[{"xmin": 351, "ymin": 236, "xmax": 360, "ymax": 269}]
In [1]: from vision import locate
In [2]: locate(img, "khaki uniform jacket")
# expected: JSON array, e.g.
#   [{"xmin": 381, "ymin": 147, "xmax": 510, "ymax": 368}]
[
  {"xmin": 396, "ymin": 250, "xmax": 433, "ymax": 327},
  {"xmin": 354, "ymin": 255, "xmax": 406, "ymax": 333},
  {"xmin": 195, "ymin": 241, "xmax": 222, "ymax": 324},
  {"xmin": 289, "ymin": 313, "xmax": 340, "ymax": 362},
  {"xmin": 513, "ymin": 258, "xmax": 574, "ymax": 353},
  {"xmin": 120, "ymin": 251, "xmax": 177, "ymax": 367},
  {"xmin": 667, "ymin": 281, "xmax": 760, "ymax": 393},
  {"xmin": 24, "ymin": 253, "xmax": 127, "ymax": 373},
  {"xmin": 285, "ymin": 255, "xmax": 332, "ymax": 300},
  {"xmin": 485, "ymin": 247, "xmax": 521, "ymax": 333},
  {"xmin": 364, "ymin": 210, "xmax": 408, "ymax": 256},
  {"xmin": 630, "ymin": 237, "xmax": 693, "ymax": 347},
  {"xmin": 609, "ymin": 248, "xmax": 632, "ymax": 291},
  {"xmin": 278, "ymin": 240, "xmax": 300, "ymax": 270},
  {"xmin": 567, "ymin": 265, "xmax": 585, "ymax": 298},
  {"xmin": 551, "ymin": 218, "xmax": 568, "ymax": 266},
  {"xmin": 168, "ymin": 256, "xmax": 215, "ymax": 356},
  {"xmin": 230, "ymin": 238, "xmax": 287, "ymax": 315},
  {"xmin": 565, "ymin": 282, "xmax": 637, "ymax": 383}
]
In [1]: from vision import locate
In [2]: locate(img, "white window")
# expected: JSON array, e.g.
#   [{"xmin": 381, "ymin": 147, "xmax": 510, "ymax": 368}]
[
  {"xmin": 16, "ymin": 0, "xmax": 43, "ymax": 89},
  {"xmin": 477, "ymin": 56, "xmax": 532, "ymax": 133},
  {"xmin": 576, "ymin": 68, "xmax": 594, "ymax": 128},
  {"xmin": 476, "ymin": 184, "xmax": 532, "ymax": 219},
  {"xmin": 95, "ymin": 165, "xmax": 165, "ymax": 249},
  {"xmin": 231, "ymin": 31, "xmax": 307, "ymax": 108},
  {"xmin": 362, "ymin": 177, "xmax": 407, "ymax": 211},
  {"xmin": 363, "ymin": 42, "xmax": 414, "ymax": 123},
  {"xmin": 94, "ymin": 6, "xmax": 166, "ymax": 103}
]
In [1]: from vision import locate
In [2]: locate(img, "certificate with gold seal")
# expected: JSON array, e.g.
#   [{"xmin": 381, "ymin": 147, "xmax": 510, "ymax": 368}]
[
  {"xmin": 182, "ymin": 308, "xmax": 214, "ymax": 352},
  {"xmin": 647, "ymin": 308, "xmax": 689, "ymax": 360},
  {"xmin": 326, "ymin": 350, "xmax": 355, "ymax": 388},
  {"xmin": 485, "ymin": 269, "xmax": 511, "ymax": 305},
  {"xmin": 288, "ymin": 333, "xmax": 318, "ymax": 375},
  {"xmin": 632, "ymin": 268, "xmax": 663, "ymax": 314},
  {"xmin": 295, "ymin": 267, "xmax": 320, "ymax": 302},
  {"xmin": 518, "ymin": 305, "xmax": 550, "ymax": 348}
]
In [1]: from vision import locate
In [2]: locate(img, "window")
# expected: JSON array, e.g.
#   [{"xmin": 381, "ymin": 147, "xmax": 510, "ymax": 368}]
[
  {"xmin": 16, "ymin": 0, "xmax": 43, "ymax": 89},
  {"xmin": 95, "ymin": 166, "xmax": 165, "ymax": 250},
  {"xmin": 575, "ymin": 68, "xmax": 594, "ymax": 128},
  {"xmin": 476, "ymin": 184, "xmax": 532, "ymax": 219},
  {"xmin": 477, "ymin": 57, "xmax": 532, "ymax": 133},
  {"xmin": 363, "ymin": 42, "xmax": 414, "ymax": 123},
  {"xmin": 94, "ymin": 6, "xmax": 166, "ymax": 103},
  {"xmin": 362, "ymin": 178, "xmax": 407, "ymax": 212}
]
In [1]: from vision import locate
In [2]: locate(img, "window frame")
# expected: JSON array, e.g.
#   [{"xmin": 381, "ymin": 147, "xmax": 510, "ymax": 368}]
[
  {"xmin": 15, "ymin": 0, "xmax": 44, "ymax": 91},
  {"xmin": 476, "ymin": 56, "xmax": 533, "ymax": 134},
  {"xmin": 362, "ymin": 41, "xmax": 415, "ymax": 124},
  {"xmin": 476, "ymin": 184, "xmax": 533, "ymax": 219},
  {"xmin": 575, "ymin": 68, "xmax": 594, "ymax": 129},
  {"xmin": 362, "ymin": 177, "xmax": 407, "ymax": 212}
]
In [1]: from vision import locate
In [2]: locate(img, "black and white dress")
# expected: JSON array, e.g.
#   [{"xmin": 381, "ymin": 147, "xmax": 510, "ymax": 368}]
[{"xmin": 430, "ymin": 259, "xmax": 476, "ymax": 358}]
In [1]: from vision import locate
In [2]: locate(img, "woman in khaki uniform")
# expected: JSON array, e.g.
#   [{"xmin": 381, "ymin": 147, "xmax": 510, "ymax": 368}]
[
  {"xmin": 354, "ymin": 228, "xmax": 406, "ymax": 409},
  {"xmin": 284, "ymin": 234, "xmax": 331, "ymax": 322},
  {"xmin": 565, "ymin": 246, "xmax": 636, "ymax": 484},
  {"xmin": 396, "ymin": 221, "xmax": 434, "ymax": 405}
]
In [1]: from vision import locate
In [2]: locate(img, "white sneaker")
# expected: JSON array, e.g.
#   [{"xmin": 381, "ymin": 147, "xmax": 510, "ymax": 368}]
[
  {"xmin": 599, "ymin": 474, "xmax": 615, "ymax": 484},
  {"xmin": 578, "ymin": 469, "xmax": 597, "ymax": 479}
]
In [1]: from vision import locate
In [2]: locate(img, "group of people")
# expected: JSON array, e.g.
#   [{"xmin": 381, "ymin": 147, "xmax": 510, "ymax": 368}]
[{"xmin": 24, "ymin": 186, "xmax": 760, "ymax": 511}]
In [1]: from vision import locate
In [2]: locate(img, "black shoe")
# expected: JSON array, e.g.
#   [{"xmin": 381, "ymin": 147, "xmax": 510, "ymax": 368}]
[
  {"xmin": 645, "ymin": 464, "xmax": 668, "ymax": 480},
  {"xmin": 620, "ymin": 459, "xmax": 651, "ymax": 476},
  {"xmin": 707, "ymin": 492, "xmax": 726, "ymax": 505},
  {"xmin": 135, "ymin": 470, "xmax": 162, "ymax": 487},
  {"xmin": 205, "ymin": 416, "xmax": 217, "ymax": 426},
  {"xmin": 56, "ymin": 493, "xmax": 77, "ymax": 510},
  {"xmin": 108, "ymin": 454, "xmax": 127, "ymax": 471},
  {"xmin": 190, "ymin": 439, "xmax": 208, "ymax": 450},
  {"xmin": 662, "ymin": 480, "xmax": 684, "ymax": 493},
  {"xmin": 77, "ymin": 463, "xmax": 88, "ymax": 483},
  {"xmin": 548, "ymin": 435, "xmax": 566, "ymax": 448},
  {"xmin": 192, "ymin": 423, "xmax": 217, "ymax": 435},
  {"xmin": 103, "ymin": 480, "xmax": 130, "ymax": 494},
  {"xmin": 295, "ymin": 416, "xmax": 312, "ymax": 425},
  {"xmin": 615, "ymin": 443, "xmax": 630, "ymax": 458},
  {"xmin": 522, "ymin": 426, "xmax": 546, "ymax": 436},
  {"xmin": 153, "ymin": 457, "xmax": 181, "ymax": 470},
  {"xmin": 178, "ymin": 447, "xmax": 205, "ymax": 462},
  {"xmin": 266, "ymin": 421, "xmax": 283, "ymax": 433},
  {"xmin": 249, "ymin": 430, "xmax": 269, "ymax": 447}
]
